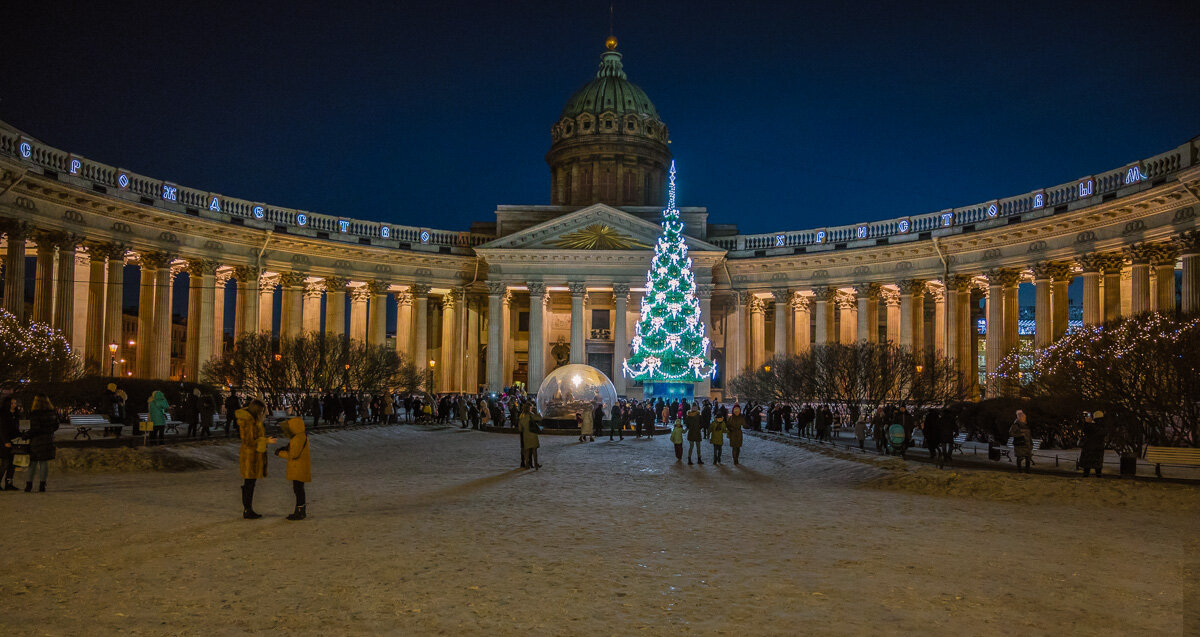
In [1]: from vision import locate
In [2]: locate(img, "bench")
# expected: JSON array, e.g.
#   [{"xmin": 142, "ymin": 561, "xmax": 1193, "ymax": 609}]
[
  {"xmin": 1144, "ymin": 446, "xmax": 1200, "ymax": 478},
  {"xmin": 952, "ymin": 433, "xmax": 968, "ymax": 454},
  {"xmin": 138, "ymin": 412, "xmax": 185, "ymax": 435},
  {"xmin": 69, "ymin": 414, "xmax": 123, "ymax": 440},
  {"xmin": 1000, "ymin": 438, "xmax": 1043, "ymax": 462}
]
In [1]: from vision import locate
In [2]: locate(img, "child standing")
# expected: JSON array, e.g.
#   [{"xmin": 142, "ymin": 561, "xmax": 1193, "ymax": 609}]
[
  {"xmin": 669, "ymin": 419, "xmax": 684, "ymax": 462},
  {"xmin": 710, "ymin": 414, "xmax": 728, "ymax": 465},
  {"xmin": 274, "ymin": 417, "xmax": 311, "ymax": 520}
]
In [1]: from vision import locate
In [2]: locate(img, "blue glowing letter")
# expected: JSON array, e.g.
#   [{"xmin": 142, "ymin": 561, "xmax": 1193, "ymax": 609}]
[{"xmin": 208, "ymin": 196, "xmax": 220, "ymax": 212}]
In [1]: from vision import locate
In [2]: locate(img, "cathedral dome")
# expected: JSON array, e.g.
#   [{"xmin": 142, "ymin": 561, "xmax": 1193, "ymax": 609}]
[{"xmin": 559, "ymin": 50, "xmax": 659, "ymax": 120}]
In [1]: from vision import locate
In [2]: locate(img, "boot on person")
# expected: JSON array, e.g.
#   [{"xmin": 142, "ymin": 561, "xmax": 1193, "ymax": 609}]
[
  {"xmin": 286, "ymin": 505, "xmax": 306, "ymax": 521},
  {"xmin": 37, "ymin": 481, "xmax": 45, "ymax": 492},
  {"xmin": 3, "ymin": 480, "xmax": 17, "ymax": 491},
  {"xmin": 24, "ymin": 481, "xmax": 32, "ymax": 492},
  {"xmin": 242, "ymin": 484, "xmax": 261, "ymax": 519}
]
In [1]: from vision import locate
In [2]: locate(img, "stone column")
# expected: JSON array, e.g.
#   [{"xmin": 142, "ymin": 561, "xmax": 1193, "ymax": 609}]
[
  {"xmin": 882, "ymin": 288, "xmax": 901, "ymax": 343},
  {"xmin": 568, "ymin": 282, "xmax": 587, "ymax": 365},
  {"xmin": 771, "ymin": 289, "xmax": 789, "ymax": 356},
  {"xmin": 1, "ymin": 221, "xmax": 28, "ymax": 322},
  {"xmin": 854, "ymin": 283, "xmax": 880, "ymax": 343},
  {"xmin": 790, "ymin": 292, "xmax": 810, "ymax": 354},
  {"xmin": 465, "ymin": 295, "xmax": 481, "ymax": 392},
  {"xmin": 136, "ymin": 253, "xmax": 169, "ymax": 377},
  {"xmin": 103, "ymin": 248, "xmax": 127, "ymax": 369},
  {"xmin": 502, "ymin": 291, "xmax": 514, "ymax": 387},
  {"xmin": 1002, "ymin": 275, "xmax": 1020, "ymax": 393},
  {"xmin": 837, "ymin": 291, "xmax": 857, "ymax": 344},
  {"xmin": 694, "ymin": 284, "xmax": 713, "ymax": 399},
  {"xmin": 348, "ymin": 285, "xmax": 369, "ymax": 342},
  {"xmin": 527, "ymin": 283, "xmax": 549, "ymax": 393},
  {"xmin": 412, "ymin": 284, "xmax": 431, "ymax": 381},
  {"xmin": 83, "ymin": 243, "xmax": 113, "ymax": 371},
  {"xmin": 439, "ymin": 290, "xmax": 458, "ymax": 391},
  {"xmin": 212, "ymin": 269, "xmax": 231, "ymax": 358},
  {"xmin": 1152, "ymin": 243, "xmax": 1179, "ymax": 313},
  {"xmin": 984, "ymin": 277, "xmax": 1002, "ymax": 397},
  {"xmin": 1078, "ymin": 255, "xmax": 1102, "ymax": 326},
  {"xmin": 724, "ymin": 292, "xmax": 745, "ymax": 381},
  {"xmin": 898, "ymin": 279, "xmax": 926, "ymax": 352},
  {"xmin": 485, "ymin": 282, "xmax": 505, "ymax": 392},
  {"xmin": 152, "ymin": 264, "xmax": 173, "ymax": 380},
  {"xmin": 1044, "ymin": 263, "xmax": 1073, "ymax": 342},
  {"xmin": 53, "ymin": 238, "xmax": 78, "ymax": 336},
  {"xmin": 185, "ymin": 259, "xmax": 218, "ymax": 382},
  {"xmin": 394, "ymin": 289, "xmax": 413, "ymax": 359},
  {"xmin": 302, "ymin": 281, "xmax": 323, "ymax": 334},
  {"xmin": 31, "ymin": 232, "xmax": 58, "ymax": 325},
  {"xmin": 232, "ymin": 266, "xmax": 260, "ymax": 339},
  {"xmin": 812, "ymin": 286, "xmax": 836, "ymax": 345},
  {"xmin": 747, "ymin": 295, "xmax": 766, "ymax": 369},
  {"xmin": 324, "ymin": 277, "xmax": 347, "ymax": 337},
  {"xmin": 1126, "ymin": 244, "xmax": 1153, "ymax": 316},
  {"xmin": 1032, "ymin": 263, "xmax": 1053, "ymax": 349},
  {"xmin": 258, "ymin": 274, "xmax": 278, "ymax": 335},
  {"xmin": 1182, "ymin": 230, "xmax": 1200, "ymax": 315},
  {"xmin": 943, "ymin": 275, "xmax": 971, "ymax": 376},
  {"xmin": 931, "ymin": 285, "xmax": 945, "ymax": 355},
  {"xmin": 367, "ymin": 281, "xmax": 388, "ymax": 346},
  {"xmin": 1101, "ymin": 254, "xmax": 1123, "ymax": 323},
  {"xmin": 279, "ymin": 272, "xmax": 306, "ymax": 339}
]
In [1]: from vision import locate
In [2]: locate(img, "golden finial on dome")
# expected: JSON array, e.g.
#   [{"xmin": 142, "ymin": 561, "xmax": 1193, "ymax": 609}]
[{"xmin": 605, "ymin": 35, "xmax": 618, "ymax": 51}]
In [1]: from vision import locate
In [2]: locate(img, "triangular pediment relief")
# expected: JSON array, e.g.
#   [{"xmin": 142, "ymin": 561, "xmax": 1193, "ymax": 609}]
[{"xmin": 476, "ymin": 204, "xmax": 723, "ymax": 252}]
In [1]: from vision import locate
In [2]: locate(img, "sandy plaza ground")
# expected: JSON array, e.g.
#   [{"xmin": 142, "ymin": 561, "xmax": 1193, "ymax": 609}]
[{"xmin": 1, "ymin": 424, "xmax": 1196, "ymax": 636}]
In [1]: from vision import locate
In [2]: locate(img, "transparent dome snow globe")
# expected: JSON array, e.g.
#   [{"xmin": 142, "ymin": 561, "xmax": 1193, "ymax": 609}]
[{"xmin": 535, "ymin": 364, "xmax": 618, "ymax": 421}]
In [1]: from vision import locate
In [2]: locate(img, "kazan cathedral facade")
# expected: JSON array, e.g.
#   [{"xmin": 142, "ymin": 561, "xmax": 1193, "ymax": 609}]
[{"xmin": 1, "ymin": 39, "xmax": 1198, "ymax": 400}]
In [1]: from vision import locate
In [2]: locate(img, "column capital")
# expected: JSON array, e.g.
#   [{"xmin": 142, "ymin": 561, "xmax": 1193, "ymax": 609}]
[
  {"xmin": 853, "ymin": 282, "xmax": 881, "ymax": 298},
  {"xmin": 259, "ymin": 273, "xmax": 280, "ymax": 291},
  {"xmin": 410, "ymin": 283, "xmax": 432, "ymax": 297},
  {"xmin": 278, "ymin": 271, "xmax": 307, "ymax": 288},
  {"xmin": 810, "ymin": 285, "xmax": 838, "ymax": 302},
  {"xmin": 365, "ymin": 280, "xmax": 390, "ymax": 296},
  {"xmin": 944, "ymin": 274, "xmax": 974, "ymax": 293},
  {"xmin": 393, "ymin": 289, "xmax": 413, "ymax": 306},
  {"xmin": 442, "ymin": 289, "xmax": 459, "ymax": 309},
  {"xmin": 613, "ymin": 282, "xmax": 632, "ymax": 298},
  {"xmin": 1178, "ymin": 229, "xmax": 1200, "ymax": 256},
  {"xmin": 836, "ymin": 291, "xmax": 858, "ymax": 310},
  {"xmin": 0, "ymin": 218, "xmax": 32, "ymax": 240},
  {"xmin": 485, "ymin": 281, "xmax": 507, "ymax": 296},
  {"xmin": 897, "ymin": 279, "xmax": 927, "ymax": 295},
  {"xmin": 726, "ymin": 290, "xmax": 748, "ymax": 307},
  {"xmin": 789, "ymin": 291, "xmax": 811, "ymax": 311},
  {"xmin": 1079, "ymin": 252, "xmax": 1123, "ymax": 275},
  {"xmin": 984, "ymin": 268, "xmax": 1021, "ymax": 288},
  {"xmin": 303, "ymin": 281, "xmax": 325, "ymax": 299},
  {"xmin": 771, "ymin": 288, "xmax": 790, "ymax": 303},
  {"xmin": 233, "ymin": 265, "xmax": 261, "ymax": 282},
  {"xmin": 215, "ymin": 268, "xmax": 235, "ymax": 285},
  {"xmin": 138, "ymin": 251, "xmax": 174, "ymax": 270},
  {"xmin": 747, "ymin": 295, "xmax": 766, "ymax": 314},
  {"xmin": 880, "ymin": 288, "xmax": 900, "ymax": 307},
  {"xmin": 567, "ymin": 281, "xmax": 588, "ymax": 297},
  {"xmin": 350, "ymin": 285, "xmax": 371, "ymax": 302},
  {"xmin": 186, "ymin": 258, "xmax": 220, "ymax": 277},
  {"xmin": 1031, "ymin": 261, "xmax": 1072, "ymax": 282},
  {"xmin": 84, "ymin": 241, "xmax": 126, "ymax": 261},
  {"xmin": 527, "ymin": 281, "xmax": 548, "ymax": 298},
  {"xmin": 1148, "ymin": 241, "xmax": 1180, "ymax": 266}
]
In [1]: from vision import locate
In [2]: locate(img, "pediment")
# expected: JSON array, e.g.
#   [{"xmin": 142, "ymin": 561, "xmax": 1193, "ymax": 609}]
[{"xmin": 476, "ymin": 204, "xmax": 723, "ymax": 252}]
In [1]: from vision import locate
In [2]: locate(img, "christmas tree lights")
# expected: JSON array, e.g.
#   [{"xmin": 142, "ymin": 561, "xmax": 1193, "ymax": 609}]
[{"xmin": 622, "ymin": 161, "xmax": 716, "ymax": 389}]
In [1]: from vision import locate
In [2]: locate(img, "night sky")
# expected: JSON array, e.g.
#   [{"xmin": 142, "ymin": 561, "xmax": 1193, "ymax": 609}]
[{"xmin": 3, "ymin": 1, "xmax": 1198, "ymax": 236}]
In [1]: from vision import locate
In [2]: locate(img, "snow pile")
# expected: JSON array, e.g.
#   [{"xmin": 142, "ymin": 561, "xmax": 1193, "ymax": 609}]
[{"xmin": 53, "ymin": 446, "xmax": 215, "ymax": 473}]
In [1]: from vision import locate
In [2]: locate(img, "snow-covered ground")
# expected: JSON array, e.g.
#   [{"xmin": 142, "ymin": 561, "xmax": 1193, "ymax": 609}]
[{"xmin": 1, "ymin": 425, "xmax": 1195, "ymax": 635}]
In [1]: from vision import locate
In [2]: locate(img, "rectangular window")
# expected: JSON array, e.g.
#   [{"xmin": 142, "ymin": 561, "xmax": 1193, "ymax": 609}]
[
  {"xmin": 591, "ymin": 309, "xmax": 610, "ymax": 331},
  {"xmin": 517, "ymin": 311, "xmax": 529, "ymax": 332}
]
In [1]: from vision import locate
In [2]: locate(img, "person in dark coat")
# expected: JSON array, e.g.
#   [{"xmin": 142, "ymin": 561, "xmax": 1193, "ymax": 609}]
[
  {"xmin": 25, "ymin": 395, "xmax": 59, "ymax": 492},
  {"xmin": 1078, "ymin": 411, "xmax": 1106, "ymax": 477},
  {"xmin": 199, "ymin": 392, "xmax": 216, "ymax": 439},
  {"xmin": 0, "ymin": 396, "xmax": 22, "ymax": 490},
  {"xmin": 923, "ymin": 409, "xmax": 941, "ymax": 462},
  {"xmin": 224, "ymin": 392, "xmax": 241, "ymax": 438},
  {"xmin": 684, "ymin": 406, "xmax": 704, "ymax": 465},
  {"xmin": 185, "ymin": 389, "xmax": 203, "ymax": 438}
]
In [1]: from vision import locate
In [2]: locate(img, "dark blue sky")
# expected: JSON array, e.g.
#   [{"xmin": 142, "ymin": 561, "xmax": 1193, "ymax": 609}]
[{"xmin": 3, "ymin": 1, "xmax": 1198, "ymax": 235}]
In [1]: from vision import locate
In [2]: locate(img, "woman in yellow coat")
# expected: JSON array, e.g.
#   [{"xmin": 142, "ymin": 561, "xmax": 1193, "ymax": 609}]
[
  {"xmin": 236, "ymin": 399, "xmax": 275, "ymax": 519},
  {"xmin": 275, "ymin": 416, "xmax": 311, "ymax": 520}
]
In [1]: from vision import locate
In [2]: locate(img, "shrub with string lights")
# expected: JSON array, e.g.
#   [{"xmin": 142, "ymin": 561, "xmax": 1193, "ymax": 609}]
[
  {"xmin": 0, "ymin": 308, "xmax": 82, "ymax": 388},
  {"xmin": 622, "ymin": 161, "xmax": 715, "ymax": 388}
]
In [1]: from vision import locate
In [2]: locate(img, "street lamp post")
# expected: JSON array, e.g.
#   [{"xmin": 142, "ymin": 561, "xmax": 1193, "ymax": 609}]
[
  {"xmin": 108, "ymin": 342, "xmax": 119, "ymax": 376},
  {"xmin": 428, "ymin": 359, "xmax": 436, "ymax": 395}
]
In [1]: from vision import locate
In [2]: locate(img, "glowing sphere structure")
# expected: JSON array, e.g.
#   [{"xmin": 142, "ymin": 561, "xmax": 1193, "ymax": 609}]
[{"xmin": 535, "ymin": 364, "xmax": 618, "ymax": 421}]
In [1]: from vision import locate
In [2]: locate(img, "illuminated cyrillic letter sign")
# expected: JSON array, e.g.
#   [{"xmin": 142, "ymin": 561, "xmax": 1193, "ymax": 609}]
[
  {"xmin": 162, "ymin": 185, "xmax": 178, "ymax": 201},
  {"xmin": 419, "ymin": 230, "xmax": 431, "ymax": 244},
  {"xmin": 1078, "ymin": 180, "xmax": 1094, "ymax": 197},
  {"xmin": 856, "ymin": 225, "xmax": 868, "ymax": 239},
  {"xmin": 18, "ymin": 142, "xmax": 31, "ymax": 158},
  {"xmin": 295, "ymin": 213, "xmax": 308, "ymax": 226},
  {"xmin": 117, "ymin": 173, "xmax": 130, "ymax": 188},
  {"xmin": 252, "ymin": 205, "xmax": 264, "ymax": 219},
  {"xmin": 338, "ymin": 220, "xmax": 350, "ymax": 232},
  {"xmin": 774, "ymin": 233, "xmax": 785, "ymax": 247},
  {"xmin": 986, "ymin": 203, "xmax": 998, "ymax": 217},
  {"xmin": 815, "ymin": 230, "xmax": 826, "ymax": 244},
  {"xmin": 380, "ymin": 226, "xmax": 390, "ymax": 238},
  {"xmin": 1033, "ymin": 193, "xmax": 1044, "ymax": 209},
  {"xmin": 897, "ymin": 219, "xmax": 910, "ymax": 233},
  {"xmin": 69, "ymin": 159, "xmax": 81, "ymax": 174},
  {"xmin": 1124, "ymin": 166, "xmax": 1143, "ymax": 184},
  {"xmin": 941, "ymin": 212, "xmax": 954, "ymax": 227},
  {"xmin": 208, "ymin": 196, "xmax": 220, "ymax": 212}
]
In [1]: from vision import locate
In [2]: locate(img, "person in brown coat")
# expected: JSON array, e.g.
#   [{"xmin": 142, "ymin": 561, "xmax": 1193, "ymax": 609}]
[
  {"xmin": 274, "ymin": 416, "xmax": 311, "ymax": 520},
  {"xmin": 237, "ymin": 399, "xmax": 275, "ymax": 519}
]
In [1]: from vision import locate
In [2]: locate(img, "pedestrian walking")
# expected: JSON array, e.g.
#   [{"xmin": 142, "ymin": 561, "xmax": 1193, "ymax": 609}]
[
  {"xmin": 236, "ymin": 399, "xmax": 276, "ymax": 519},
  {"xmin": 0, "ymin": 396, "xmax": 21, "ymax": 490},
  {"xmin": 519, "ymin": 403, "xmax": 542, "ymax": 470},
  {"xmin": 1078, "ymin": 411, "xmax": 1106, "ymax": 478},
  {"xmin": 710, "ymin": 413, "xmax": 728, "ymax": 464},
  {"xmin": 923, "ymin": 409, "xmax": 941, "ymax": 464},
  {"xmin": 669, "ymin": 419, "xmax": 684, "ymax": 462},
  {"xmin": 854, "ymin": 415, "xmax": 867, "ymax": 451},
  {"xmin": 1009, "ymin": 409, "xmax": 1034, "ymax": 473},
  {"xmin": 224, "ymin": 392, "xmax": 240, "ymax": 438},
  {"xmin": 25, "ymin": 395, "xmax": 59, "ymax": 492},
  {"xmin": 273, "ymin": 416, "xmax": 310, "ymax": 520},
  {"xmin": 580, "ymin": 406, "xmax": 595, "ymax": 442},
  {"xmin": 727, "ymin": 405, "xmax": 745, "ymax": 465},
  {"xmin": 147, "ymin": 390, "xmax": 170, "ymax": 445},
  {"xmin": 685, "ymin": 405, "xmax": 704, "ymax": 465}
]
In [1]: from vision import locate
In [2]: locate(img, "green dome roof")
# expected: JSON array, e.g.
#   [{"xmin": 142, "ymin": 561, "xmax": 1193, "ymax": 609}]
[{"xmin": 560, "ymin": 50, "xmax": 659, "ymax": 120}]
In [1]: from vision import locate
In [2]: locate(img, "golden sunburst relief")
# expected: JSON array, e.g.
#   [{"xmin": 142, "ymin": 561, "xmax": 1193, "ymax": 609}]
[{"xmin": 549, "ymin": 224, "xmax": 650, "ymax": 250}]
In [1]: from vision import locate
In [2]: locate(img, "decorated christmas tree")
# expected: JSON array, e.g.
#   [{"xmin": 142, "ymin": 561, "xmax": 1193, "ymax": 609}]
[{"xmin": 622, "ymin": 161, "xmax": 715, "ymax": 397}]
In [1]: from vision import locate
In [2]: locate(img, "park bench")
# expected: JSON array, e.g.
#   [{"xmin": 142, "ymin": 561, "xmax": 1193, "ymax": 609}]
[
  {"xmin": 138, "ymin": 412, "xmax": 185, "ymax": 435},
  {"xmin": 952, "ymin": 433, "xmax": 968, "ymax": 454},
  {"xmin": 1144, "ymin": 446, "xmax": 1200, "ymax": 478},
  {"xmin": 999, "ymin": 438, "xmax": 1042, "ymax": 462},
  {"xmin": 69, "ymin": 414, "xmax": 123, "ymax": 440}
]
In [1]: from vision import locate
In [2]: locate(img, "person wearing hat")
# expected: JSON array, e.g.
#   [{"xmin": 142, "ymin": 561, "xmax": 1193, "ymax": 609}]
[
  {"xmin": 1078, "ymin": 411, "xmax": 1107, "ymax": 478},
  {"xmin": 274, "ymin": 416, "xmax": 311, "ymax": 520}
]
